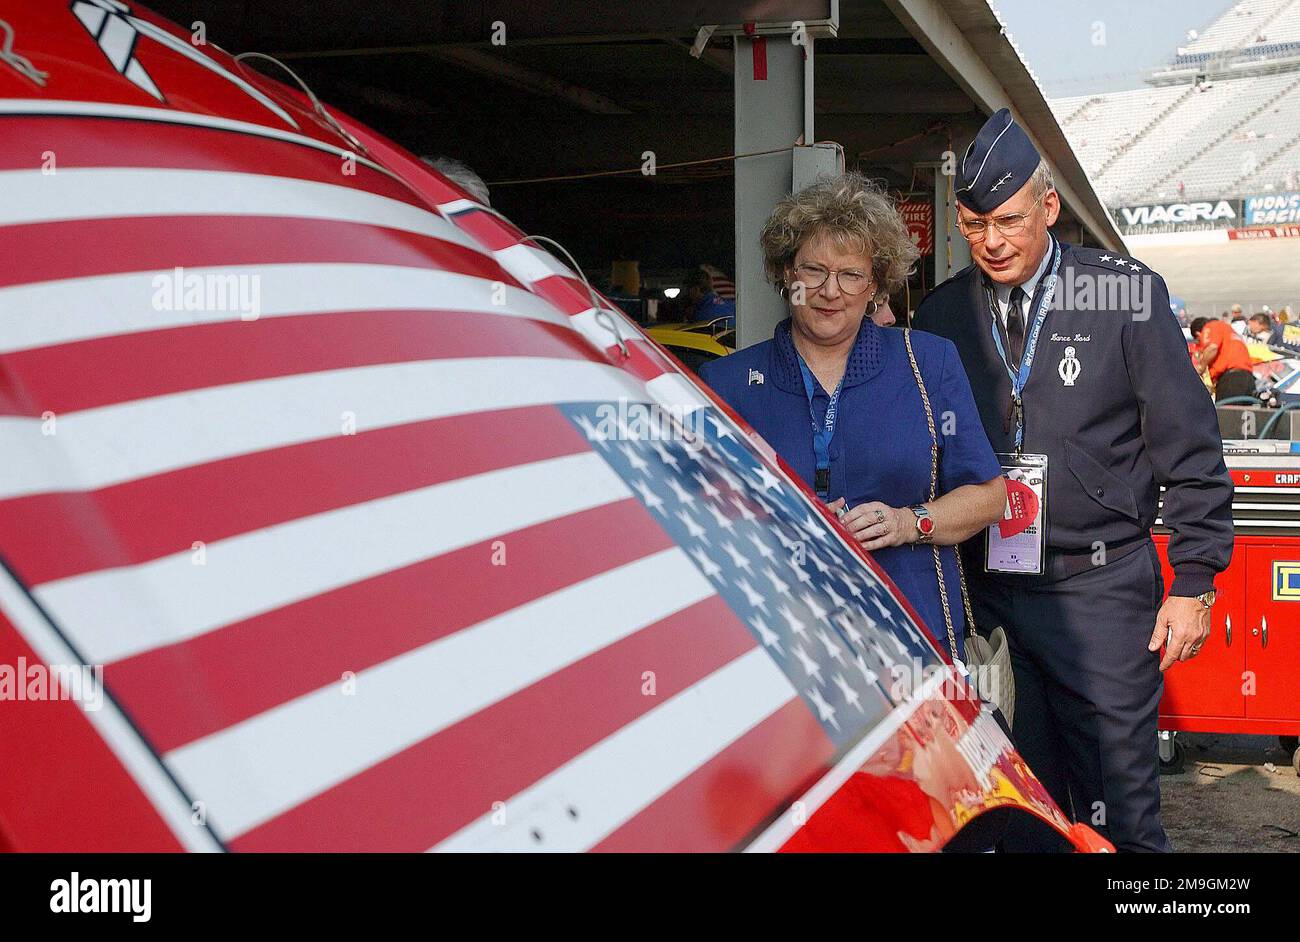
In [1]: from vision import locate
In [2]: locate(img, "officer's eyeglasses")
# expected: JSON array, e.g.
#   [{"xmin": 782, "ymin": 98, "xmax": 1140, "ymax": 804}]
[
  {"xmin": 958, "ymin": 194, "xmax": 1045, "ymax": 241},
  {"xmin": 791, "ymin": 263, "xmax": 874, "ymax": 296}
]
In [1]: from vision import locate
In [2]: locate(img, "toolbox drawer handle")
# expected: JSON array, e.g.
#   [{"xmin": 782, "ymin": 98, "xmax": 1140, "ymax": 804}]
[
  {"xmin": 1262, "ymin": 615, "xmax": 1268, "ymax": 649},
  {"xmin": 1225, "ymin": 613, "xmax": 1231, "ymax": 647}
]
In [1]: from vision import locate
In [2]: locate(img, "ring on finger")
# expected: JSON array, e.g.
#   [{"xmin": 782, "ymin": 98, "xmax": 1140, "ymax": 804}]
[{"xmin": 873, "ymin": 509, "xmax": 885, "ymax": 524}]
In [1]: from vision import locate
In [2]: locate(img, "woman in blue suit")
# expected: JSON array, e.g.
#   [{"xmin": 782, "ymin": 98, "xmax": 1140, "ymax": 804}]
[{"xmin": 699, "ymin": 173, "xmax": 1005, "ymax": 660}]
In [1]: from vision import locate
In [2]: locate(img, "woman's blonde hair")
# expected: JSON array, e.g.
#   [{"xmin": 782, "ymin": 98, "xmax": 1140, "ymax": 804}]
[{"xmin": 760, "ymin": 171, "xmax": 919, "ymax": 297}]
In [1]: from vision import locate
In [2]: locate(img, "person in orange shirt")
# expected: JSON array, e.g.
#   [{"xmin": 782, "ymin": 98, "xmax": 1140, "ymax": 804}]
[{"xmin": 1190, "ymin": 316, "xmax": 1255, "ymax": 401}]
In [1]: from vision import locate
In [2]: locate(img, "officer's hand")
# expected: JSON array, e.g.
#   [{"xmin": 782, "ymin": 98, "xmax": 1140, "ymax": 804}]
[
  {"xmin": 840, "ymin": 501, "xmax": 911, "ymax": 551},
  {"xmin": 1149, "ymin": 596, "xmax": 1211, "ymax": 672}
]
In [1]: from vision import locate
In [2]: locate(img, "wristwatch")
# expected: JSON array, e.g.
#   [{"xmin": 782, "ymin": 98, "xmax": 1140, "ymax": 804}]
[
  {"xmin": 1194, "ymin": 589, "xmax": 1217, "ymax": 609},
  {"xmin": 909, "ymin": 505, "xmax": 935, "ymax": 544}
]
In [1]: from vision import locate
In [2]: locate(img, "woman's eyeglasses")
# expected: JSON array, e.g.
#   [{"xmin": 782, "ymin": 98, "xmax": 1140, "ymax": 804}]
[
  {"xmin": 791, "ymin": 263, "xmax": 873, "ymax": 296},
  {"xmin": 958, "ymin": 194, "xmax": 1045, "ymax": 241}
]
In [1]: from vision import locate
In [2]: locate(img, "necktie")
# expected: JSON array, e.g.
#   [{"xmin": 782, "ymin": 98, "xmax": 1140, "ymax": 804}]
[{"xmin": 1006, "ymin": 286, "xmax": 1027, "ymax": 366}]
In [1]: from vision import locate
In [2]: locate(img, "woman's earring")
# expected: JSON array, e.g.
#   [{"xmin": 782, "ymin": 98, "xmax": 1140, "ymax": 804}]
[{"xmin": 866, "ymin": 299, "xmax": 879, "ymax": 317}]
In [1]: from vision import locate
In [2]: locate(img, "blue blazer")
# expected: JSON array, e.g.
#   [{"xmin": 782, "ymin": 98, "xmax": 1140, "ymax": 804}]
[{"xmin": 699, "ymin": 318, "xmax": 1001, "ymax": 656}]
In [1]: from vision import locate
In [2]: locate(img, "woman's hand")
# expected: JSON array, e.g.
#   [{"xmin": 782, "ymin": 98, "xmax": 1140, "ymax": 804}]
[
  {"xmin": 830, "ymin": 480, "xmax": 1001, "ymax": 549},
  {"xmin": 832, "ymin": 500, "xmax": 915, "ymax": 551}
]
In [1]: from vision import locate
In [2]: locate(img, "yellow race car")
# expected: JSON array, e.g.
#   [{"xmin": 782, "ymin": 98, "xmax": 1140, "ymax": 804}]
[{"xmin": 646, "ymin": 318, "xmax": 736, "ymax": 374}]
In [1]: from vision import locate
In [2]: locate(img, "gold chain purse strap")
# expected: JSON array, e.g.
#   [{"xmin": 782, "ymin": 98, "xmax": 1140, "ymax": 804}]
[{"xmin": 902, "ymin": 329, "xmax": 975, "ymax": 662}]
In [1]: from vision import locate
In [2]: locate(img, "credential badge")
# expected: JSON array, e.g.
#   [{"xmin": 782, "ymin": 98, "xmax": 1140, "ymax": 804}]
[{"xmin": 1058, "ymin": 346, "xmax": 1081, "ymax": 387}]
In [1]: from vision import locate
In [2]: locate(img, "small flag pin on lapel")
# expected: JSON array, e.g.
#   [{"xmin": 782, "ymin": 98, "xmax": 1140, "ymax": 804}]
[{"xmin": 748, "ymin": 369, "xmax": 764, "ymax": 386}]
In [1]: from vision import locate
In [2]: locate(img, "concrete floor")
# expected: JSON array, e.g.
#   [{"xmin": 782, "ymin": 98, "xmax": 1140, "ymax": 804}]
[{"xmin": 1161, "ymin": 733, "xmax": 1300, "ymax": 852}]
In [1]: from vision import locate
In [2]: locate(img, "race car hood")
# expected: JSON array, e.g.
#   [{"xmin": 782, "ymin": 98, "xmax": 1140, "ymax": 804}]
[{"xmin": 0, "ymin": 0, "xmax": 1108, "ymax": 852}]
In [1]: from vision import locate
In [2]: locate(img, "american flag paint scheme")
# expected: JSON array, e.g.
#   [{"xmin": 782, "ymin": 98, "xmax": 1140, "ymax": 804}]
[{"xmin": 0, "ymin": 1, "xmax": 1111, "ymax": 853}]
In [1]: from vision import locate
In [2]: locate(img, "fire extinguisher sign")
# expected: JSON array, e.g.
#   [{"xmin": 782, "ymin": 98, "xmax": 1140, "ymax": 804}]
[{"xmin": 1273, "ymin": 561, "xmax": 1300, "ymax": 600}]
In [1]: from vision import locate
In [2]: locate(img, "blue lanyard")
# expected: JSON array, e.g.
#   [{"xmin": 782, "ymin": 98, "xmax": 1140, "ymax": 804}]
[
  {"xmin": 988, "ymin": 238, "xmax": 1062, "ymax": 454},
  {"xmin": 796, "ymin": 357, "xmax": 842, "ymax": 498}
]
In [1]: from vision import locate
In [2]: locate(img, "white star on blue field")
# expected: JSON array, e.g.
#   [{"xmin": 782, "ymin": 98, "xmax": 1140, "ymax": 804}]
[{"xmin": 564, "ymin": 402, "xmax": 945, "ymax": 749}]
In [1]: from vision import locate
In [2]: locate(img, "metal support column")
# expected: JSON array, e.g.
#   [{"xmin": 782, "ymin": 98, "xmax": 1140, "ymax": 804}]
[
  {"xmin": 924, "ymin": 162, "xmax": 971, "ymax": 284},
  {"xmin": 734, "ymin": 33, "xmax": 807, "ymax": 350}
]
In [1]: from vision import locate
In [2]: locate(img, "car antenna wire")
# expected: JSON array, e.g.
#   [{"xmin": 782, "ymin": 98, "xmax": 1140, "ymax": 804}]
[
  {"xmin": 234, "ymin": 51, "xmax": 367, "ymax": 155},
  {"xmin": 524, "ymin": 234, "xmax": 630, "ymax": 359}
]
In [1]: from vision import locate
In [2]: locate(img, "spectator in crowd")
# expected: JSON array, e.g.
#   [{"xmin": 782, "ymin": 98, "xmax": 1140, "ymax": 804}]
[
  {"xmin": 683, "ymin": 266, "xmax": 735, "ymax": 326},
  {"xmin": 870, "ymin": 289, "xmax": 897, "ymax": 327},
  {"xmin": 1186, "ymin": 325, "xmax": 1213, "ymax": 392},
  {"xmin": 699, "ymin": 264, "xmax": 735, "ymax": 300},
  {"xmin": 1248, "ymin": 313, "xmax": 1285, "ymax": 346},
  {"xmin": 1227, "ymin": 305, "xmax": 1247, "ymax": 335},
  {"xmin": 1191, "ymin": 316, "xmax": 1255, "ymax": 401}
]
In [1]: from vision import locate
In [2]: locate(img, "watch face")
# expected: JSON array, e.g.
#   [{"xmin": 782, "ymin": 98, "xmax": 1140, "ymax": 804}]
[{"xmin": 918, "ymin": 517, "xmax": 935, "ymax": 535}]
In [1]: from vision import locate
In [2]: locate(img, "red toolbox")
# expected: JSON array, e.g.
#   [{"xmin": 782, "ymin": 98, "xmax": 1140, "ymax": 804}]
[{"xmin": 1155, "ymin": 441, "xmax": 1300, "ymax": 773}]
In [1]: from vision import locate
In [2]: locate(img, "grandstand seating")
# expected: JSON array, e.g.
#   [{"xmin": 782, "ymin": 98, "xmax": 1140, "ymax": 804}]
[
  {"xmin": 1182, "ymin": 0, "xmax": 1296, "ymax": 55},
  {"xmin": 1050, "ymin": 0, "xmax": 1300, "ymax": 210},
  {"xmin": 1095, "ymin": 84, "xmax": 1234, "ymax": 198},
  {"xmin": 1128, "ymin": 72, "xmax": 1300, "ymax": 201},
  {"xmin": 1052, "ymin": 86, "xmax": 1186, "ymax": 184},
  {"xmin": 1179, "ymin": 75, "xmax": 1300, "ymax": 197},
  {"xmin": 1237, "ymin": 123, "xmax": 1300, "ymax": 190}
]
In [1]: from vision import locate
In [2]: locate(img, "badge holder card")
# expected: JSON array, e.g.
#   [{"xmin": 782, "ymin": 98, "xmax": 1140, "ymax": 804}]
[{"xmin": 985, "ymin": 453, "xmax": 1048, "ymax": 575}]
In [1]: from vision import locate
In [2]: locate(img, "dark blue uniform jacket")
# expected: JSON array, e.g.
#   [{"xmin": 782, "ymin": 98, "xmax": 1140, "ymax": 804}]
[{"xmin": 911, "ymin": 242, "xmax": 1233, "ymax": 597}]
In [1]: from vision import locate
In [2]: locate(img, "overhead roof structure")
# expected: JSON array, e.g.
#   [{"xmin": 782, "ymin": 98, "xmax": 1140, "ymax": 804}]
[
  {"xmin": 884, "ymin": 0, "xmax": 1123, "ymax": 250},
  {"xmin": 146, "ymin": 0, "xmax": 1125, "ymax": 279}
]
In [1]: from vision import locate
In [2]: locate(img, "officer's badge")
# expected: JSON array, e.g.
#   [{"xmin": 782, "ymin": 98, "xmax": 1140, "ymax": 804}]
[
  {"xmin": 1058, "ymin": 346, "xmax": 1081, "ymax": 386},
  {"xmin": 748, "ymin": 369, "xmax": 764, "ymax": 386}
]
